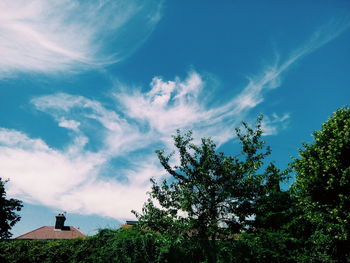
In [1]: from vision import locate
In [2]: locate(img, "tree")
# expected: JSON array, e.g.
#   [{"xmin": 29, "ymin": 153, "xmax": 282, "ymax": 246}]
[
  {"xmin": 252, "ymin": 163, "xmax": 292, "ymax": 232},
  {"xmin": 134, "ymin": 115, "xmax": 278, "ymax": 262},
  {"xmin": 291, "ymin": 107, "xmax": 350, "ymax": 262},
  {"xmin": 0, "ymin": 178, "xmax": 23, "ymax": 239}
]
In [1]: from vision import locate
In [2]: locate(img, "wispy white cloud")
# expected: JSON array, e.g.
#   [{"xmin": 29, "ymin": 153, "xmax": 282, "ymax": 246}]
[
  {"xmin": 276, "ymin": 17, "xmax": 350, "ymax": 75},
  {"xmin": 0, "ymin": 127, "xmax": 157, "ymax": 219},
  {"xmin": 0, "ymin": 128, "xmax": 103, "ymax": 204},
  {"xmin": 32, "ymin": 93, "xmax": 152, "ymax": 157},
  {"xmin": 0, "ymin": 0, "xmax": 163, "ymax": 77},
  {"xmin": 116, "ymin": 72, "xmax": 205, "ymax": 137},
  {"xmin": 58, "ymin": 118, "xmax": 80, "ymax": 132}
]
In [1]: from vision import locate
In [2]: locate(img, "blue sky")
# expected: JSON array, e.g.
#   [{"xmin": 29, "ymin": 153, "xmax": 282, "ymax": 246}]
[{"xmin": 1, "ymin": 0, "xmax": 349, "ymax": 237}]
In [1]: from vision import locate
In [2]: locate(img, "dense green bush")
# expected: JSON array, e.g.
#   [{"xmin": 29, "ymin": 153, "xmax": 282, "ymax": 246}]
[
  {"xmin": 0, "ymin": 227, "xmax": 307, "ymax": 263},
  {"xmin": 0, "ymin": 228, "xmax": 205, "ymax": 263},
  {"xmin": 0, "ymin": 227, "xmax": 300, "ymax": 263}
]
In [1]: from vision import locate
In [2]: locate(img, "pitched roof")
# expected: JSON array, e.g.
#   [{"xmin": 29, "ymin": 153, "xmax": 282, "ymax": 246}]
[{"xmin": 16, "ymin": 226, "xmax": 86, "ymax": 240}]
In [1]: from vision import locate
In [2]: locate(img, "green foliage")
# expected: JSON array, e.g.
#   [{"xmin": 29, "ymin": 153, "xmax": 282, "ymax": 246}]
[
  {"xmin": 252, "ymin": 163, "xmax": 292, "ymax": 232},
  {"xmin": 0, "ymin": 178, "xmax": 23, "ymax": 239},
  {"xmin": 236, "ymin": 231, "xmax": 299, "ymax": 263},
  {"xmin": 0, "ymin": 228, "xmax": 208, "ymax": 263},
  {"xmin": 0, "ymin": 228, "xmax": 302, "ymax": 263},
  {"xmin": 0, "ymin": 229, "xmax": 154, "ymax": 263},
  {"xmin": 97, "ymin": 228, "xmax": 163, "ymax": 263},
  {"xmin": 291, "ymin": 107, "xmax": 350, "ymax": 262},
  {"xmin": 134, "ymin": 115, "xmax": 293, "ymax": 262}
]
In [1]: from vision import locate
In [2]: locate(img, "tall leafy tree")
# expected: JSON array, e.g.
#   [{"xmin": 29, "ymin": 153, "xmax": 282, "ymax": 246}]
[
  {"xmin": 291, "ymin": 107, "xmax": 350, "ymax": 262},
  {"xmin": 0, "ymin": 178, "xmax": 23, "ymax": 239},
  {"xmin": 134, "ymin": 115, "xmax": 275, "ymax": 262}
]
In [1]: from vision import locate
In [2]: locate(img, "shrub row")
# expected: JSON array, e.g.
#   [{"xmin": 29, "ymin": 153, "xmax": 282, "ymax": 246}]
[{"xmin": 0, "ymin": 227, "xmax": 305, "ymax": 263}]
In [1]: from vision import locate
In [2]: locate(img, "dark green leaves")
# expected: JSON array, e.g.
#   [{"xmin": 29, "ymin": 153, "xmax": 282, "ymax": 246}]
[
  {"xmin": 291, "ymin": 107, "xmax": 350, "ymax": 262},
  {"xmin": 0, "ymin": 178, "xmax": 23, "ymax": 239}
]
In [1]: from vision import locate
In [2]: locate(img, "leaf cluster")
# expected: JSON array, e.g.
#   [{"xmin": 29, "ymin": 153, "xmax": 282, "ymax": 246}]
[
  {"xmin": 0, "ymin": 178, "xmax": 23, "ymax": 239},
  {"xmin": 291, "ymin": 107, "xmax": 350, "ymax": 261}
]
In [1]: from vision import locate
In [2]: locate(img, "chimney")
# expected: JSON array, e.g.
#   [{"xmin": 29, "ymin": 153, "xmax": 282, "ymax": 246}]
[{"xmin": 55, "ymin": 213, "xmax": 66, "ymax": 230}]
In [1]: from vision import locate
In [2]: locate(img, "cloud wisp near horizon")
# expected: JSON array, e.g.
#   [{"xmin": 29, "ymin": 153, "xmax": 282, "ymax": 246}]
[
  {"xmin": 0, "ymin": 0, "xmax": 162, "ymax": 78},
  {"xmin": 0, "ymin": 6, "xmax": 349, "ymax": 221}
]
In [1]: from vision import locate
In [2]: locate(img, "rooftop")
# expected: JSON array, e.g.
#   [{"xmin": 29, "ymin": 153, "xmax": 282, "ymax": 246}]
[
  {"xmin": 16, "ymin": 226, "xmax": 86, "ymax": 240},
  {"xmin": 15, "ymin": 213, "xmax": 86, "ymax": 239}
]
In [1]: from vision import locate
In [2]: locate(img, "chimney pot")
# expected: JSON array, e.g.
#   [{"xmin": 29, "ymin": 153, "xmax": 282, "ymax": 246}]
[{"xmin": 55, "ymin": 213, "xmax": 66, "ymax": 230}]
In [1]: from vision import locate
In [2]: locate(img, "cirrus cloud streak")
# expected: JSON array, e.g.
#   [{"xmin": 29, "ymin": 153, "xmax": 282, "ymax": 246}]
[{"xmin": 0, "ymin": 0, "xmax": 163, "ymax": 77}]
